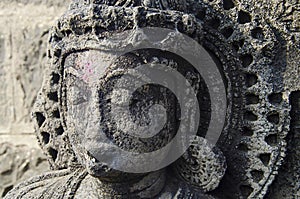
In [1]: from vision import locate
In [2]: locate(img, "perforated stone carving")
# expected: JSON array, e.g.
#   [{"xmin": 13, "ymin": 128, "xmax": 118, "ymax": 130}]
[{"xmin": 3, "ymin": 0, "xmax": 298, "ymax": 198}]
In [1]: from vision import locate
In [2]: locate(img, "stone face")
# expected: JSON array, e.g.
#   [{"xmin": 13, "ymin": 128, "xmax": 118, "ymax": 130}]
[{"xmin": 0, "ymin": 0, "xmax": 299, "ymax": 199}]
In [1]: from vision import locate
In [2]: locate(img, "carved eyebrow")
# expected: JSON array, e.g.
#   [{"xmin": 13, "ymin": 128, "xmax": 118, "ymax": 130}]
[{"xmin": 64, "ymin": 67, "xmax": 81, "ymax": 77}]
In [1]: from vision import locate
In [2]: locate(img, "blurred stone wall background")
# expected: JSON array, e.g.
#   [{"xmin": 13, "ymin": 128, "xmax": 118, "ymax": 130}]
[
  {"xmin": 0, "ymin": 1, "xmax": 70, "ymax": 197},
  {"xmin": 0, "ymin": 0, "xmax": 70, "ymax": 147}
]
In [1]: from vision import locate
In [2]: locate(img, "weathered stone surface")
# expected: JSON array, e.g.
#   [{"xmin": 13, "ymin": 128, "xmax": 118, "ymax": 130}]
[
  {"xmin": 0, "ymin": 143, "xmax": 49, "ymax": 198},
  {"xmin": 0, "ymin": 2, "xmax": 69, "ymax": 198},
  {"xmin": 0, "ymin": 1, "xmax": 69, "ymax": 143},
  {"xmin": 0, "ymin": 0, "xmax": 299, "ymax": 198},
  {"xmin": 266, "ymin": 91, "xmax": 300, "ymax": 199}
]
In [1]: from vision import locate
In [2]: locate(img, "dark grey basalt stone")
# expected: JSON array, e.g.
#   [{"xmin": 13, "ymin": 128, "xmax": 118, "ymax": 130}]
[{"xmin": 4, "ymin": 0, "xmax": 299, "ymax": 198}]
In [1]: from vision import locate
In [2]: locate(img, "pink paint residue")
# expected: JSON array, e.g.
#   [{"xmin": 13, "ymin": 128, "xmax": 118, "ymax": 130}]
[{"xmin": 82, "ymin": 62, "xmax": 94, "ymax": 83}]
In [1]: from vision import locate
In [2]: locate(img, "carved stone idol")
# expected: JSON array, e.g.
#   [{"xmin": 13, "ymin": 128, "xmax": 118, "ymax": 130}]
[{"xmin": 4, "ymin": 0, "xmax": 296, "ymax": 199}]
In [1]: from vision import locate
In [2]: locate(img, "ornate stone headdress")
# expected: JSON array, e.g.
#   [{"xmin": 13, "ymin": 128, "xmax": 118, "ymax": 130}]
[{"xmin": 32, "ymin": 0, "xmax": 290, "ymax": 198}]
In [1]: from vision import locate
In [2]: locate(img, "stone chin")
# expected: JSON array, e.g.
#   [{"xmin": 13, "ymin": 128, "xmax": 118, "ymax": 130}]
[
  {"xmin": 85, "ymin": 156, "xmax": 147, "ymax": 183},
  {"xmin": 73, "ymin": 142, "xmax": 146, "ymax": 181}
]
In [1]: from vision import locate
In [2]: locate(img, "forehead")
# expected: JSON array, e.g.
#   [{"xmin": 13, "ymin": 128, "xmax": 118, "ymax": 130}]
[{"xmin": 64, "ymin": 50, "xmax": 118, "ymax": 83}]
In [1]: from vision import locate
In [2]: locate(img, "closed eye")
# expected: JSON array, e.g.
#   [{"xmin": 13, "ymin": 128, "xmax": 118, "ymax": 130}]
[{"xmin": 66, "ymin": 73, "xmax": 91, "ymax": 106}]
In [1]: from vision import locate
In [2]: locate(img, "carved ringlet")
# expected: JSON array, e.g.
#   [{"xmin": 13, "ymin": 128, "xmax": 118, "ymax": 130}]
[{"xmin": 31, "ymin": 0, "xmax": 290, "ymax": 198}]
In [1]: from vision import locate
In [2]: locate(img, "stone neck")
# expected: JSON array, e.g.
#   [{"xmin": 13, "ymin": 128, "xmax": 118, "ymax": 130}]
[{"xmin": 83, "ymin": 170, "xmax": 166, "ymax": 198}]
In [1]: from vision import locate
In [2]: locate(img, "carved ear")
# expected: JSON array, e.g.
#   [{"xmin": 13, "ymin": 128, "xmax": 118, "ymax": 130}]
[{"xmin": 172, "ymin": 136, "xmax": 226, "ymax": 192}]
